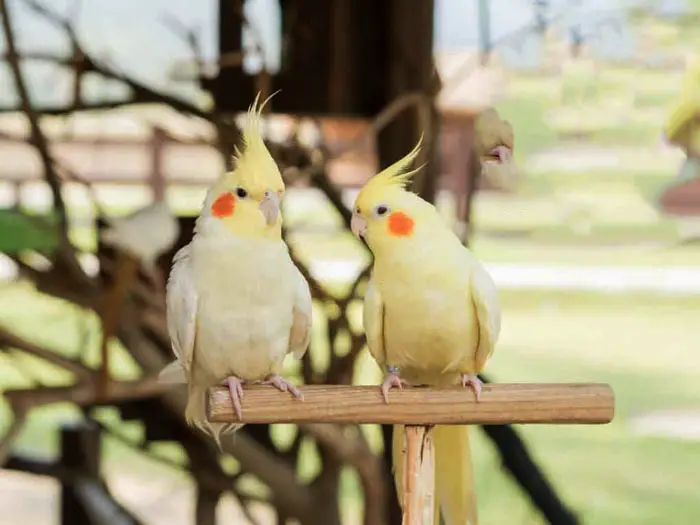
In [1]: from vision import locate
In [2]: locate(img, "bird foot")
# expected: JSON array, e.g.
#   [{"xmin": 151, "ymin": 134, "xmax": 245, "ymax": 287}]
[
  {"xmin": 381, "ymin": 369, "xmax": 408, "ymax": 404},
  {"xmin": 259, "ymin": 374, "xmax": 304, "ymax": 401},
  {"xmin": 460, "ymin": 373, "xmax": 483, "ymax": 401},
  {"xmin": 222, "ymin": 376, "xmax": 246, "ymax": 420}
]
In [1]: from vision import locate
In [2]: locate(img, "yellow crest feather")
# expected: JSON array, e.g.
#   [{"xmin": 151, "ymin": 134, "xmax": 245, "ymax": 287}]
[
  {"xmin": 354, "ymin": 134, "xmax": 425, "ymax": 214},
  {"xmin": 365, "ymin": 134, "xmax": 424, "ymax": 193},
  {"xmin": 228, "ymin": 91, "xmax": 285, "ymax": 193},
  {"xmin": 233, "ymin": 91, "xmax": 278, "ymax": 164}
]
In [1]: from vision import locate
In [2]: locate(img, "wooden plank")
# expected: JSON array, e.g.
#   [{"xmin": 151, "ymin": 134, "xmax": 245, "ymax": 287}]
[{"xmin": 207, "ymin": 383, "xmax": 615, "ymax": 425}]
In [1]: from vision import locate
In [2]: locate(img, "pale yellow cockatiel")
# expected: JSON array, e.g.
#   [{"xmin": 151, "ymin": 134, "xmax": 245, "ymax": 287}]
[
  {"xmin": 351, "ymin": 138, "xmax": 501, "ymax": 525},
  {"xmin": 158, "ymin": 94, "xmax": 312, "ymax": 445}
]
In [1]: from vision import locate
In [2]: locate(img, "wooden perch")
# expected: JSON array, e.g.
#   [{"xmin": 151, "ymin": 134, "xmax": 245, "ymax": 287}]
[{"xmin": 207, "ymin": 383, "xmax": 614, "ymax": 425}]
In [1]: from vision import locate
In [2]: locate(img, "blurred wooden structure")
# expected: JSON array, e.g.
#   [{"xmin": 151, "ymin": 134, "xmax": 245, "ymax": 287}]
[
  {"xmin": 0, "ymin": 0, "xmax": 512, "ymax": 223},
  {"xmin": 0, "ymin": 111, "xmax": 502, "ymax": 205},
  {"xmin": 212, "ymin": 0, "xmax": 434, "ymax": 118},
  {"xmin": 207, "ymin": 383, "xmax": 615, "ymax": 524}
]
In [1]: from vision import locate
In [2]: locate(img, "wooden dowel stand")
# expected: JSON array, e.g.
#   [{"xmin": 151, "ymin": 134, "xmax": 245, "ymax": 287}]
[{"xmin": 206, "ymin": 383, "xmax": 615, "ymax": 525}]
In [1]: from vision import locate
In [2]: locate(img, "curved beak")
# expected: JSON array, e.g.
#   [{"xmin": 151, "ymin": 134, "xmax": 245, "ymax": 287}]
[
  {"xmin": 351, "ymin": 212, "xmax": 367, "ymax": 239},
  {"xmin": 259, "ymin": 190, "xmax": 281, "ymax": 226},
  {"xmin": 486, "ymin": 145, "xmax": 512, "ymax": 164}
]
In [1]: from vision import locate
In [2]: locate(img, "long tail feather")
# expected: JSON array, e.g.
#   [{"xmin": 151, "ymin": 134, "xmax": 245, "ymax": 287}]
[{"xmin": 185, "ymin": 382, "xmax": 241, "ymax": 449}]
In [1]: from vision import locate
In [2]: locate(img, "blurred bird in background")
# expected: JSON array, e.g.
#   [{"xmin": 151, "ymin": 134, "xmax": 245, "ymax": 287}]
[
  {"xmin": 101, "ymin": 199, "xmax": 180, "ymax": 281},
  {"xmin": 98, "ymin": 199, "xmax": 180, "ymax": 398},
  {"xmin": 474, "ymin": 106, "xmax": 520, "ymax": 192}
]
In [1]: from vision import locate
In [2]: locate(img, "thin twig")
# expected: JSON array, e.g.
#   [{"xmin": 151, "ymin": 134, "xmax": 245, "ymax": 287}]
[
  {"xmin": 0, "ymin": 0, "xmax": 68, "ymax": 232},
  {"xmin": 21, "ymin": 0, "xmax": 210, "ymax": 120},
  {"xmin": 4, "ymin": 374, "xmax": 164, "ymax": 411},
  {"xmin": 160, "ymin": 13, "xmax": 203, "ymax": 83},
  {"xmin": 0, "ymin": 98, "xmax": 136, "ymax": 115}
]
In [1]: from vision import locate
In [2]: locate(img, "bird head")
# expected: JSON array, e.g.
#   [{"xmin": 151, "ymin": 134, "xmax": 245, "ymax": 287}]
[
  {"xmin": 351, "ymin": 136, "xmax": 441, "ymax": 255},
  {"xmin": 474, "ymin": 107, "xmax": 521, "ymax": 191},
  {"xmin": 201, "ymin": 93, "xmax": 285, "ymax": 240}
]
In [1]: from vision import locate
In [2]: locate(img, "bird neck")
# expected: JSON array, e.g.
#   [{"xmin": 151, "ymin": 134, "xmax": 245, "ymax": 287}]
[{"xmin": 194, "ymin": 213, "xmax": 283, "ymax": 244}]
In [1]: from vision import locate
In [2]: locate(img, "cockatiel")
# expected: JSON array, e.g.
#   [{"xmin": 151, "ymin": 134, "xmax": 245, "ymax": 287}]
[
  {"xmin": 473, "ymin": 107, "xmax": 519, "ymax": 191},
  {"xmin": 101, "ymin": 200, "xmax": 180, "ymax": 274},
  {"xmin": 158, "ymin": 95, "xmax": 312, "ymax": 445},
  {"xmin": 351, "ymin": 138, "xmax": 501, "ymax": 525}
]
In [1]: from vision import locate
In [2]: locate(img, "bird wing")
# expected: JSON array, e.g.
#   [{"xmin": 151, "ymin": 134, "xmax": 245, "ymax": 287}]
[
  {"xmin": 288, "ymin": 264, "xmax": 313, "ymax": 359},
  {"xmin": 363, "ymin": 275, "xmax": 386, "ymax": 365},
  {"xmin": 162, "ymin": 244, "xmax": 199, "ymax": 378},
  {"xmin": 470, "ymin": 262, "xmax": 501, "ymax": 372}
]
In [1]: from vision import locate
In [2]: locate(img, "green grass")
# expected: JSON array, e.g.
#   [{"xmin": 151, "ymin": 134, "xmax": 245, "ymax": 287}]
[{"xmin": 470, "ymin": 291, "xmax": 700, "ymax": 525}]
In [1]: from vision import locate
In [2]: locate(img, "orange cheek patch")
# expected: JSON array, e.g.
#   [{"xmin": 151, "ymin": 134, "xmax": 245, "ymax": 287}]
[
  {"xmin": 211, "ymin": 192, "xmax": 236, "ymax": 218},
  {"xmin": 387, "ymin": 211, "xmax": 414, "ymax": 237}
]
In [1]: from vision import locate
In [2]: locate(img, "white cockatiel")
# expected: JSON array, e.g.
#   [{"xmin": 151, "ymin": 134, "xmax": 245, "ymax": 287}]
[
  {"xmin": 101, "ymin": 200, "xmax": 180, "ymax": 272},
  {"xmin": 158, "ymin": 95, "xmax": 313, "ymax": 444}
]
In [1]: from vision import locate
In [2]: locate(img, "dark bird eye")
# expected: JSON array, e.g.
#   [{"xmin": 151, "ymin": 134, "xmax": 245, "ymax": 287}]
[
  {"xmin": 236, "ymin": 187, "xmax": 248, "ymax": 198},
  {"xmin": 376, "ymin": 205, "xmax": 388, "ymax": 216}
]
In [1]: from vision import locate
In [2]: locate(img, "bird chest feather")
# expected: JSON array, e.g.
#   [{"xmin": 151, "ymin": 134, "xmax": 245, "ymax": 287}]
[
  {"xmin": 374, "ymin": 248, "xmax": 480, "ymax": 382},
  {"xmin": 189, "ymin": 237, "xmax": 296, "ymax": 379}
]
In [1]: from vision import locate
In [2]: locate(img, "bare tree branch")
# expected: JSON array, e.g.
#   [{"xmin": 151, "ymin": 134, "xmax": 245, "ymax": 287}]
[
  {"xmin": 19, "ymin": 0, "xmax": 211, "ymax": 120},
  {"xmin": 0, "ymin": 0, "xmax": 68, "ymax": 232},
  {"xmin": 3, "ymin": 374, "xmax": 163, "ymax": 411},
  {"xmin": 0, "ymin": 325, "xmax": 93, "ymax": 382},
  {"xmin": 0, "ymin": 98, "xmax": 134, "ymax": 115},
  {"xmin": 160, "ymin": 12, "xmax": 203, "ymax": 81}
]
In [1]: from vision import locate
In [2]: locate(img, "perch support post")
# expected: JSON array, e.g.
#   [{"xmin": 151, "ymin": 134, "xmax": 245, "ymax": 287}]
[{"xmin": 403, "ymin": 425, "xmax": 435, "ymax": 525}]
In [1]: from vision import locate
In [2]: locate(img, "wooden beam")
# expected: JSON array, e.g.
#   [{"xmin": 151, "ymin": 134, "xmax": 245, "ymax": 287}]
[{"xmin": 207, "ymin": 383, "xmax": 614, "ymax": 425}]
